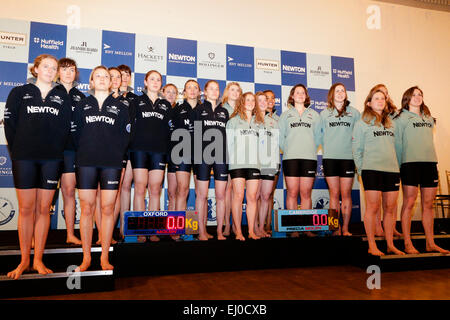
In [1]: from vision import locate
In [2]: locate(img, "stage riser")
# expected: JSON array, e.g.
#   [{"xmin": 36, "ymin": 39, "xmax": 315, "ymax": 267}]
[
  {"xmin": 0, "ymin": 273, "xmax": 115, "ymax": 299},
  {"xmin": 114, "ymin": 237, "xmax": 358, "ymax": 277}
]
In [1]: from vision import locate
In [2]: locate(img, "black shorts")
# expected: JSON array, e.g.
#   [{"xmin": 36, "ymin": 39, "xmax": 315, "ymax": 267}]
[
  {"xmin": 122, "ymin": 152, "xmax": 129, "ymax": 169},
  {"xmin": 194, "ymin": 163, "xmax": 228, "ymax": 181},
  {"xmin": 167, "ymin": 159, "xmax": 177, "ymax": 173},
  {"xmin": 361, "ymin": 170, "xmax": 400, "ymax": 192},
  {"xmin": 323, "ymin": 159, "xmax": 356, "ymax": 178},
  {"xmin": 260, "ymin": 167, "xmax": 279, "ymax": 180},
  {"xmin": 400, "ymin": 162, "xmax": 438, "ymax": 188},
  {"xmin": 229, "ymin": 168, "xmax": 261, "ymax": 180},
  {"xmin": 282, "ymin": 159, "xmax": 317, "ymax": 178},
  {"xmin": 175, "ymin": 161, "xmax": 193, "ymax": 173},
  {"xmin": 76, "ymin": 166, "xmax": 122, "ymax": 190},
  {"xmin": 12, "ymin": 159, "xmax": 63, "ymax": 190},
  {"xmin": 63, "ymin": 150, "xmax": 76, "ymax": 174},
  {"xmin": 130, "ymin": 151, "xmax": 167, "ymax": 171}
]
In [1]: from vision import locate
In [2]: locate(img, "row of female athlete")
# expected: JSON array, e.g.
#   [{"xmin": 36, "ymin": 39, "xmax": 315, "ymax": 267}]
[{"xmin": 4, "ymin": 54, "xmax": 448, "ymax": 279}]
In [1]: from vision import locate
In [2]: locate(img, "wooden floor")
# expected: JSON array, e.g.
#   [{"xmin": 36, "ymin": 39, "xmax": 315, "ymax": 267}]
[{"xmin": 10, "ymin": 265, "xmax": 450, "ymax": 300}]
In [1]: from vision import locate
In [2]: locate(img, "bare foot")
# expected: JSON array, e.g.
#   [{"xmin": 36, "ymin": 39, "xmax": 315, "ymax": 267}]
[
  {"xmin": 393, "ymin": 229, "xmax": 403, "ymax": 237},
  {"xmin": 95, "ymin": 239, "xmax": 101, "ymax": 245},
  {"xmin": 198, "ymin": 234, "xmax": 209, "ymax": 241},
  {"xmin": 33, "ymin": 260, "xmax": 53, "ymax": 275},
  {"xmin": 217, "ymin": 233, "xmax": 226, "ymax": 240},
  {"xmin": 255, "ymin": 229, "xmax": 265, "ymax": 238},
  {"xmin": 235, "ymin": 234, "xmax": 246, "ymax": 241},
  {"xmin": 290, "ymin": 232, "xmax": 300, "ymax": 238},
  {"xmin": 368, "ymin": 248, "xmax": 385, "ymax": 256},
  {"xmin": 111, "ymin": 238, "xmax": 118, "ymax": 245},
  {"xmin": 305, "ymin": 232, "xmax": 316, "ymax": 238},
  {"xmin": 332, "ymin": 229, "xmax": 342, "ymax": 236},
  {"xmin": 387, "ymin": 246, "xmax": 406, "ymax": 255},
  {"xmin": 248, "ymin": 233, "xmax": 261, "ymax": 240},
  {"xmin": 76, "ymin": 258, "xmax": 91, "ymax": 272},
  {"xmin": 426, "ymin": 244, "xmax": 450, "ymax": 254},
  {"xmin": 66, "ymin": 235, "xmax": 82, "ymax": 245},
  {"xmin": 7, "ymin": 261, "xmax": 30, "ymax": 280},
  {"xmin": 404, "ymin": 244, "xmax": 420, "ymax": 254},
  {"xmin": 375, "ymin": 229, "xmax": 384, "ymax": 237},
  {"xmin": 170, "ymin": 235, "xmax": 180, "ymax": 241},
  {"xmin": 206, "ymin": 233, "xmax": 213, "ymax": 239},
  {"xmin": 223, "ymin": 226, "xmax": 231, "ymax": 236},
  {"xmin": 101, "ymin": 259, "xmax": 114, "ymax": 271},
  {"xmin": 149, "ymin": 235, "xmax": 160, "ymax": 242},
  {"xmin": 137, "ymin": 236, "xmax": 146, "ymax": 243},
  {"xmin": 342, "ymin": 231, "xmax": 353, "ymax": 236}
]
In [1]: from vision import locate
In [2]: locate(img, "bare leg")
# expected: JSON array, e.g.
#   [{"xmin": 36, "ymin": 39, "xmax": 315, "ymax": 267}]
[
  {"xmin": 94, "ymin": 185, "xmax": 102, "ymax": 245},
  {"xmin": 215, "ymin": 180, "xmax": 227, "ymax": 240},
  {"xmin": 224, "ymin": 175, "xmax": 233, "ymax": 236},
  {"xmin": 195, "ymin": 180, "xmax": 210, "ymax": 241},
  {"xmin": 32, "ymin": 189, "xmax": 56, "ymax": 275},
  {"xmin": 340, "ymin": 177, "xmax": 354, "ymax": 236},
  {"xmin": 100, "ymin": 189, "xmax": 119, "ymax": 270},
  {"xmin": 7, "ymin": 189, "xmax": 36, "ymax": 279},
  {"xmin": 77, "ymin": 189, "xmax": 97, "ymax": 272},
  {"xmin": 119, "ymin": 161, "xmax": 133, "ymax": 237},
  {"xmin": 147, "ymin": 169, "xmax": 165, "ymax": 241},
  {"xmin": 246, "ymin": 179, "xmax": 261, "ymax": 240},
  {"xmin": 383, "ymin": 190, "xmax": 404, "ymax": 255},
  {"xmin": 61, "ymin": 173, "xmax": 81, "ymax": 244},
  {"xmin": 326, "ymin": 176, "xmax": 341, "ymax": 235},
  {"xmin": 401, "ymin": 185, "xmax": 420, "ymax": 254},
  {"xmin": 422, "ymin": 187, "xmax": 449, "ymax": 254},
  {"xmin": 300, "ymin": 177, "xmax": 316, "ymax": 237},
  {"xmin": 364, "ymin": 191, "xmax": 385, "ymax": 256},
  {"xmin": 231, "ymin": 178, "xmax": 246, "ymax": 241},
  {"xmin": 167, "ymin": 172, "xmax": 177, "ymax": 211},
  {"xmin": 285, "ymin": 176, "xmax": 300, "ymax": 237}
]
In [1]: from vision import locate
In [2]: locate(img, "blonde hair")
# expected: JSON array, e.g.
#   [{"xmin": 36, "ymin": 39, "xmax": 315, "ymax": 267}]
[
  {"xmin": 222, "ymin": 82, "xmax": 242, "ymax": 105},
  {"xmin": 88, "ymin": 66, "xmax": 111, "ymax": 90}
]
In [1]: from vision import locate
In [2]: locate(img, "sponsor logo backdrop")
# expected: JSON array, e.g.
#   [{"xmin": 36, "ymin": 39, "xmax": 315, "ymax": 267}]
[{"xmin": 0, "ymin": 18, "xmax": 358, "ymax": 230}]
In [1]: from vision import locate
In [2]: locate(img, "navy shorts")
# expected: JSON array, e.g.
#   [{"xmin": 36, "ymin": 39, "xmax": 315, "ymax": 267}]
[
  {"xmin": 167, "ymin": 159, "xmax": 177, "ymax": 173},
  {"xmin": 323, "ymin": 159, "xmax": 356, "ymax": 178},
  {"xmin": 229, "ymin": 168, "xmax": 261, "ymax": 180},
  {"xmin": 282, "ymin": 159, "xmax": 317, "ymax": 178},
  {"xmin": 194, "ymin": 163, "xmax": 228, "ymax": 181},
  {"xmin": 130, "ymin": 151, "xmax": 167, "ymax": 171},
  {"xmin": 62, "ymin": 151, "xmax": 76, "ymax": 174},
  {"xmin": 361, "ymin": 170, "xmax": 400, "ymax": 192},
  {"xmin": 400, "ymin": 162, "xmax": 438, "ymax": 188},
  {"xmin": 76, "ymin": 166, "xmax": 122, "ymax": 190},
  {"xmin": 12, "ymin": 159, "xmax": 63, "ymax": 190}
]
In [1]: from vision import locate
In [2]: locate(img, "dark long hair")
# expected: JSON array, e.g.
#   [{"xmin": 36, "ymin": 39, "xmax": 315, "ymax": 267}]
[
  {"xmin": 287, "ymin": 84, "xmax": 310, "ymax": 107},
  {"xmin": 398, "ymin": 86, "xmax": 432, "ymax": 118}
]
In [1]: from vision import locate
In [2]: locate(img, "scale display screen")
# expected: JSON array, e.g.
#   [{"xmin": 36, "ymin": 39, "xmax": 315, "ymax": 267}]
[
  {"xmin": 274, "ymin": 209, "xmax": 339, "ymax": 232},
  {"xmin": 124, "ymin": 211, "xmax": 199, "ymax": 236}
]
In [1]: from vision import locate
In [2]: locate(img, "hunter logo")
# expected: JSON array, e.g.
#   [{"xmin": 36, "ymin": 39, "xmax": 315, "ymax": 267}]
[{"xmin": 208, "ymin": 52, "xmax": 215, "ymax": 60}]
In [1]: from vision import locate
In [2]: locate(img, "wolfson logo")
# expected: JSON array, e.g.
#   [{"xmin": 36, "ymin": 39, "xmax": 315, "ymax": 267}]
[
  {"xmin": 290, "ymin": 121, "xmax": 311, "ymax": 128},
  {"xmin": 0, "ymin": 31, "xmax": 26, "ymax": 45},
  {"xmin": 282, "ymin": 64, "xmax": 306, "ymax": 75},
  {"xmin": 256, "ymin": 59, "xmax": 280, "ymax": 71},
  {"xmin": 413, "ymin": 122, "xmax": 432, "ymax": 128},
  {"xmin": 168, "ymin": 53, "xmax": 196, "ymax": 64},
  {"xmin": 373, "ymin": 130, "xmax": 394, "ymax": 137},
  {"xmin": 86, "ymin": 115, "xmax": 115, "ymax": 125},
  {"xmin": 27, "ymin": 106, "xmax": 59, "ymax": 115},
  {"xmin": 70, "ymin": 41, "xmax": 98, "ymax": 54}
]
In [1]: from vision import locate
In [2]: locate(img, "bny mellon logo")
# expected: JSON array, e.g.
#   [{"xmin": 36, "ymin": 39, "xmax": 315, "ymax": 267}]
[{"xmin": 103, "ymin": 43, "xmax": 111, "ymax": 50}]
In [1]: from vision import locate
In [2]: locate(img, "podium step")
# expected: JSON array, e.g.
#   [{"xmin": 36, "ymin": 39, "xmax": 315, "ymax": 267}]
[
  {"xmin": 355, "ymin": 234, "xmax": 450, "ymax": 272},
  {"xmin": 0, "ymin": 269, "xmax": 114, "ymax": 299}
]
